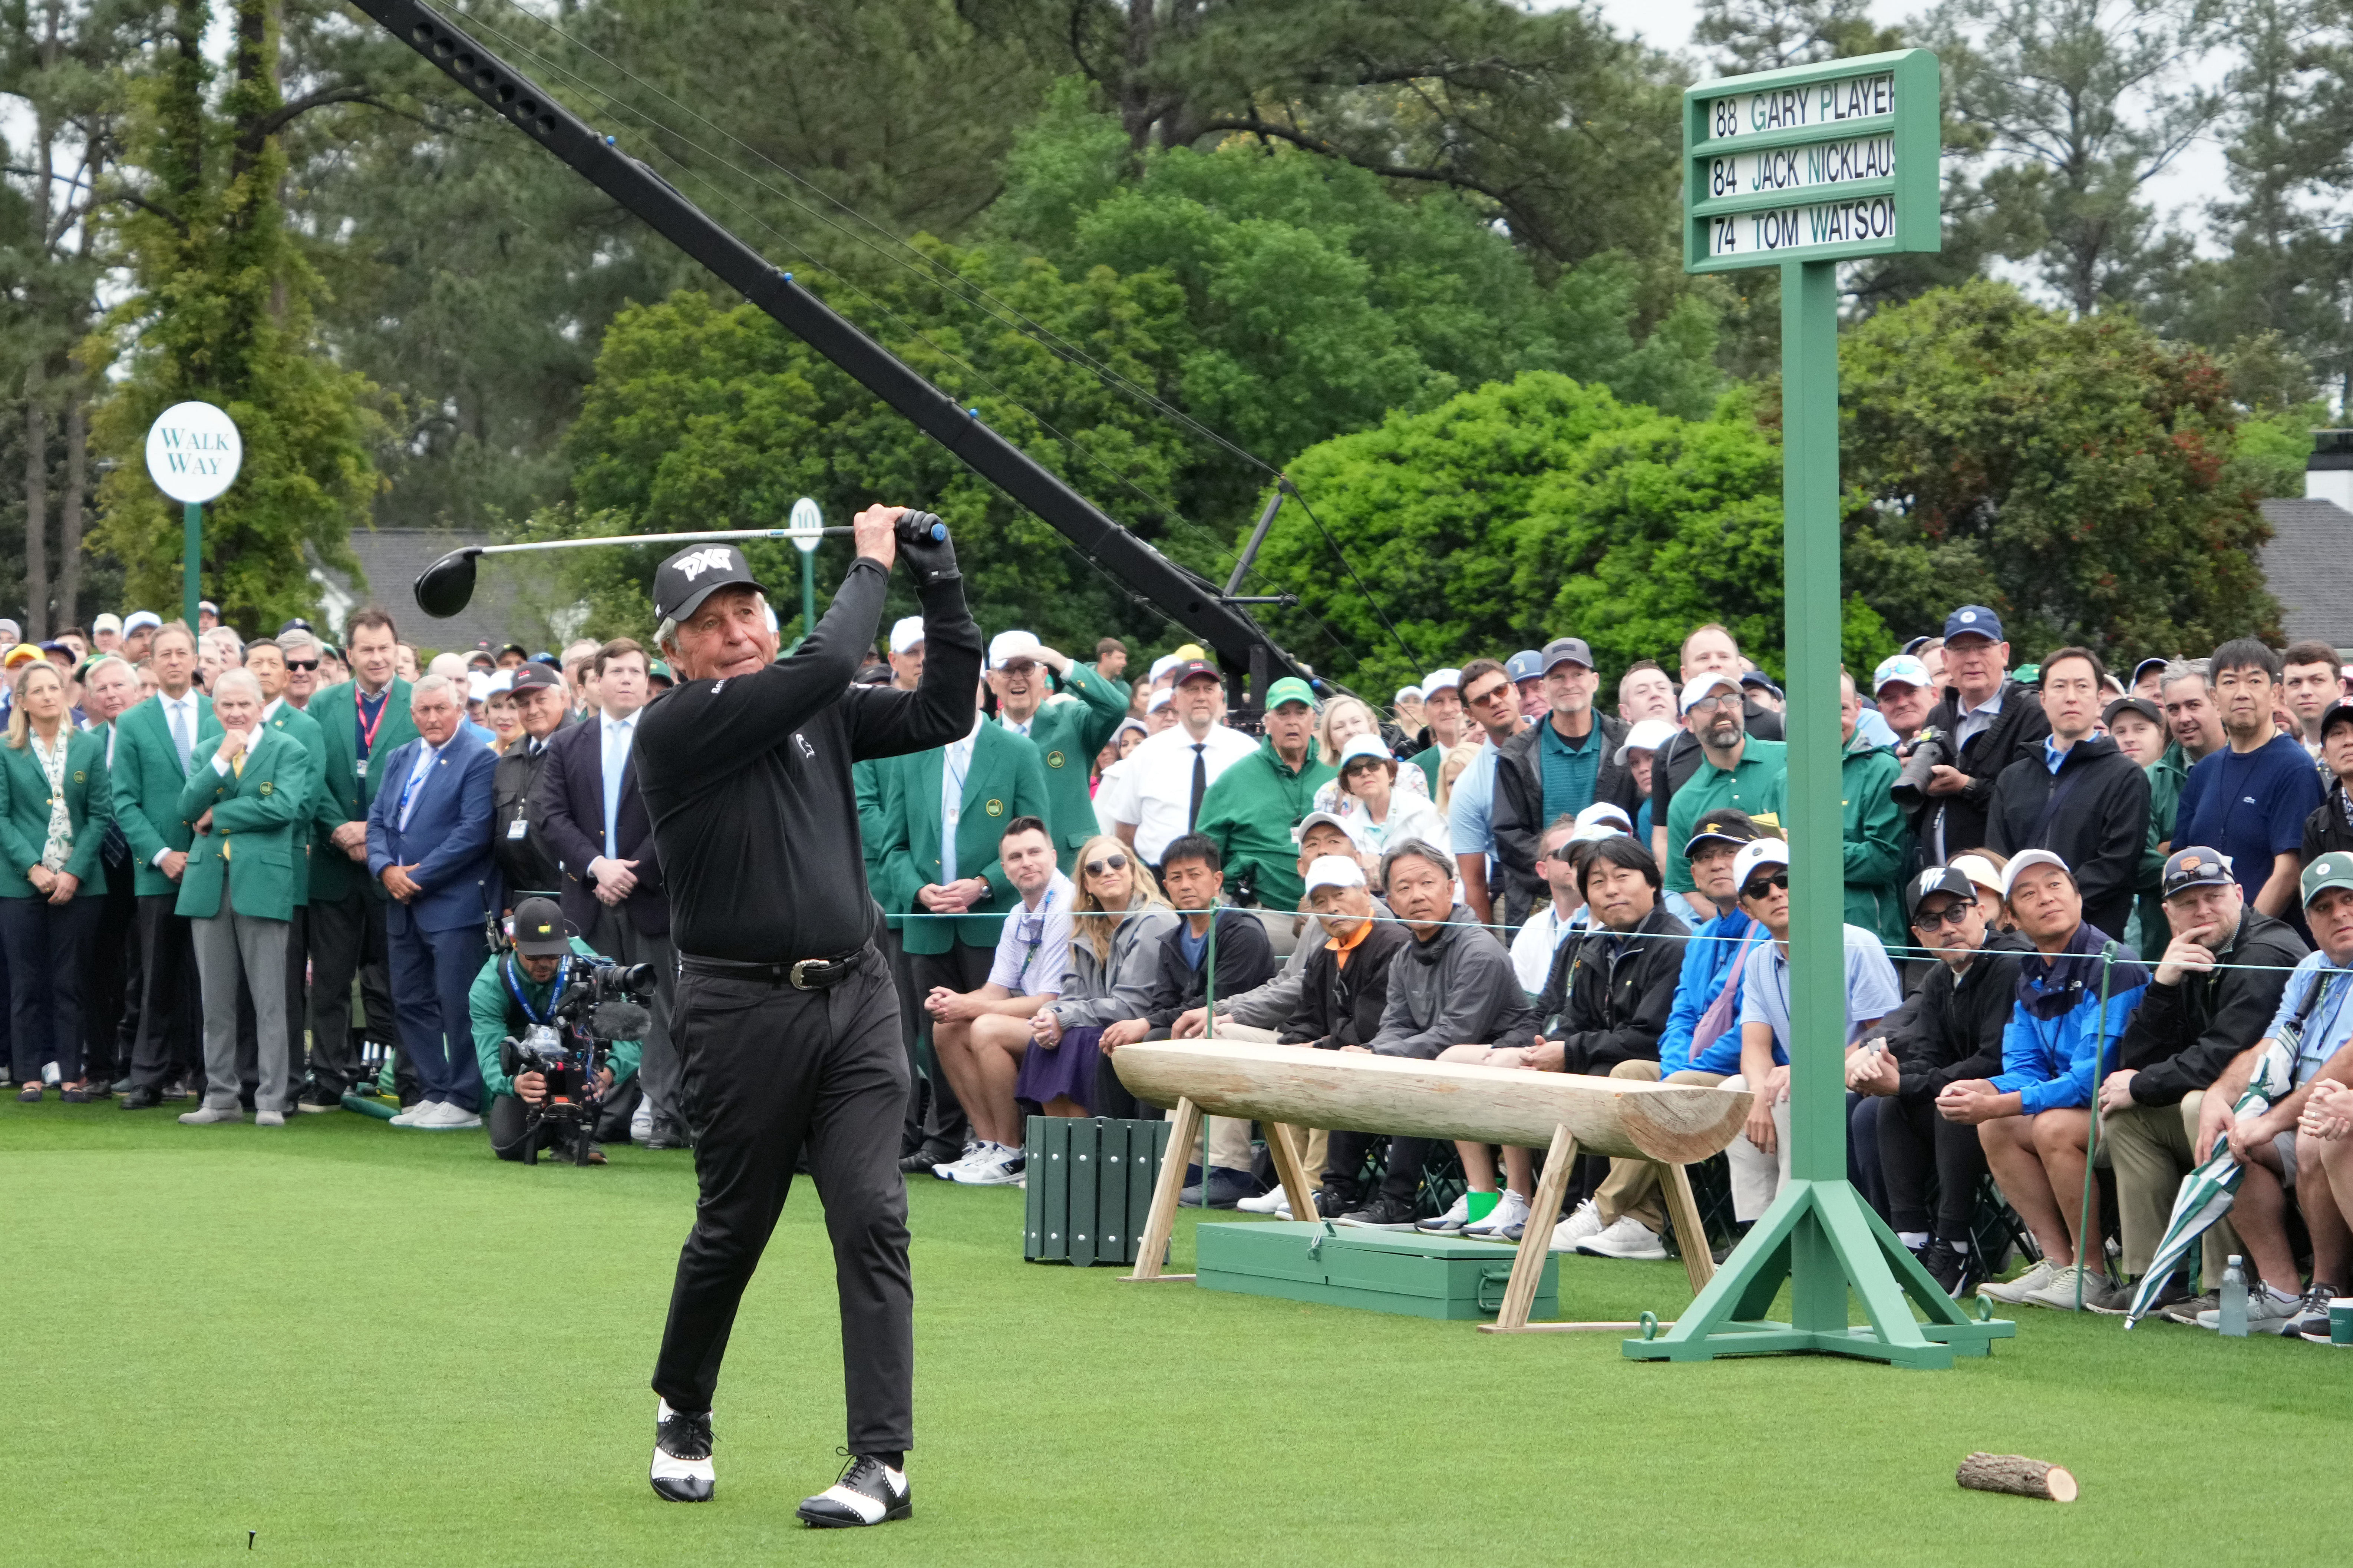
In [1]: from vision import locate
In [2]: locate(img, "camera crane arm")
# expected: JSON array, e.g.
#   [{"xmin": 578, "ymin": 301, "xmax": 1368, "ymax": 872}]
[{"xmin": 350, "ymin": 0, "xmax": 1306, "ymax": 700}]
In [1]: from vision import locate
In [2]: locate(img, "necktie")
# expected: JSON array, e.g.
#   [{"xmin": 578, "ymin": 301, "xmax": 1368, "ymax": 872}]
[
  {"xmin": 1187, "ymin": 742, "xmax": 1208, "ymax": 830},
  {"xmin": 170, "ymin": 701, "xmax": 192, "ymax": 769}
]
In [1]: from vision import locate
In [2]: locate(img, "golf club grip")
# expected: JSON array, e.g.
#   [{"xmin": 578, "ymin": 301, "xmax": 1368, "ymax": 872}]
[{"xmin": 897, "ymin": 510, "xmax": 948, "ymax": 545}]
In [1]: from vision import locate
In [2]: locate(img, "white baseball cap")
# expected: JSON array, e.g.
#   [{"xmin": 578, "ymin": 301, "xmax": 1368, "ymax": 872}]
[
  {"xmin": 466, "ymin": 671, "xmax": 493, "ymax": 703},
  {"xmin": 1567, "ymin": 821, "xmax": 1626, "ymax": 845},
  {"xmin": 1145, "ymin": 688, "xmax": 1174, "ymax": 714},
  {"xmin": 889, "ymin": 616, "xmax": 925, "ymax": 655},
  {"xmin": 1613, "ymin": 717, "xmax": 1677, "ymax": 763},
  {"xmin": 1948, "ymin": 854, "xmax": 2004, "ymax": 899},
  {"xmin": 1679, "ymin": 671, "xmax": 1742, "ymax": 715},
  {"xmin": 1339, "ymin": 734, "xmax": 1396, "ymax": 771},
  {"xmin": 1303, "ymin": 854, "xmax": 1367, "ymax": 894},
  {"xmin": 123, "ymin": 610, "xmax": 161, "ymax": 633},
  {"xmin": 1420, "ymin": 668, "xmax": 1462, "ymax": 697},
  {"xmin": 488, "ymin": 670, "xmax": 515, "ymax": 695},
  {"xmin": 990, "ymin": 629, "xmax": 1044, "ymax": 669},
  {"xmin": 1294, "ymin": 809, "xmax": 1354, "ymax": 843},
  {"xmin": 1575, "ymin": 801, "xmax": 1633, "ymax": 834},
  {"xmin": 1731, "ymin": 837, "xmax": 1791, "ymax": 895},
  {"xmin": 1149, "ymin": 654, "xmax": 1182, "ymax": 684},
  {"xmin": 1999, "ymin": 848, "xmax": 2073, "ymax": 900},
  {"xmin": 1394, "ymin": 685, "xmax": 1423, "ymax": 705},
  {"xmin": 92, "ymin": 613, "xmax": 123, "ymax": 635}
]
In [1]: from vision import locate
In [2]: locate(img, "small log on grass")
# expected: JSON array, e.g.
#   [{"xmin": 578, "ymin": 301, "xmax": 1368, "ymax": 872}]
[{"xmin": 1956, "ymin": 1452, "xmax": 2078, "ymax": 1502}]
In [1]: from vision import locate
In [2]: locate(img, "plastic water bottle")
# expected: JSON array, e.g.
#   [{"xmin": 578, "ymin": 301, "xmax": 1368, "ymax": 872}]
[{"xmin": 2218, "ymin": 1254, "xmax": 2248, "ymax": 1338}]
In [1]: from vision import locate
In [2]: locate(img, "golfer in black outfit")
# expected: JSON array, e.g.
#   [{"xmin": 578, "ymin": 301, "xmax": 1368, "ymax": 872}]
[{"xmin": 635, "ymin": 505, "xmax": 977, "ymax": 1528}]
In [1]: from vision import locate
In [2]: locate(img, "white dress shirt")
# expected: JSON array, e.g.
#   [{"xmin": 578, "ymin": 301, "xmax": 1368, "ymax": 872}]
[
  {"xmin": 1096, "ymin": 722, "xmax": 1257, "ymax": 864},
  {"xmin": 152, "ymin": 690, "xmax": 204, "ymax": 867}
]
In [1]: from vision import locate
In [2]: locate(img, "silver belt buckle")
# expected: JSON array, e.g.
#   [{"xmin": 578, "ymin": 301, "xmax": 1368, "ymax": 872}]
[{"xmin": 790, "ymin": 958, "xmax": 820, "ymax": 989}]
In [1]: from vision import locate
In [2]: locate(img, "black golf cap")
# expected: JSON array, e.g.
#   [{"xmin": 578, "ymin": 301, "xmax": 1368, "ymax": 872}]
[
  {"xmin": 508, "ymin": 663, "xmax": 561, "ymax": 694},
  {"xmin": 653, "ymin": 542, "xmax": 770, "ymax": 626},
  {"xmin": 2322, "ymin": 698, "xmax": 2353, "ymax": 742},
  {"xmin": 2161, "ymin": 846, "xmax": 2236, "ymax": 900},
  {"xmin": 1683, "ymin": 808, "xmax": 1762, "ymax": 856},
  {"xmin": 511, "ymin": 897, "xmax": 570, "ymax": 957},
  {"xmin": 1906, "ymin": 866, "xmax": 1978, "ymax": 920},
  {"xmin": 2103, "ymin": 695, "xmax": 2163, "ymax": 731}
]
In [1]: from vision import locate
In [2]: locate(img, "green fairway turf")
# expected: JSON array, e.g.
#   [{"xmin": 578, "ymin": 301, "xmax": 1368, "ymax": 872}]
[{"xmin": 5, "ymin": 1100, "xmax": 2347, "ymax": 1565}]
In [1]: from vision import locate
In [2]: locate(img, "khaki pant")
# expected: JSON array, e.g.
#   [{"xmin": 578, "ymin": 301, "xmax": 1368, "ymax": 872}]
[
  {"xmin": 2104, "ymin": 1091, "xmax": 2235, "ymax": 1281},
  {"xmin": 1184, "ymin": 1023, "xmax": 1327, "ymax": 1176},
  {"xmin": 1593, "ymin": 1060, "xmax": 1730, "ymax": 1232}
]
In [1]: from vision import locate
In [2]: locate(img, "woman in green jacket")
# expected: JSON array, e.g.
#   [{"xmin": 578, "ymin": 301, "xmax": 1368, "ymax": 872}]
[{"xmin": 0, "ymin": 660, "xmax": 110, "ymax": 1101}]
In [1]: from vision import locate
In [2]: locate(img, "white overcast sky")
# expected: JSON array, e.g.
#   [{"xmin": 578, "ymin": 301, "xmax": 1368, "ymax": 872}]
[{"xmin": 1560, "ymin": 0, "xmax": 2234, "ymax": 259}]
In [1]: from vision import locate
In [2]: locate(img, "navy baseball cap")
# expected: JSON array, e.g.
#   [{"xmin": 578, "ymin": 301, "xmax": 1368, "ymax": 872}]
[
  {"xmin": 1506, "ymin": 650, "xmax": 1544, "ymax": 683},
  {"xmin": 2321, "ymin": 698, "xmax": 2353, "ymax": 742},
  {"xmin": 1943, "ymin": 605, "xmax": 2003, "ymax": 642}
]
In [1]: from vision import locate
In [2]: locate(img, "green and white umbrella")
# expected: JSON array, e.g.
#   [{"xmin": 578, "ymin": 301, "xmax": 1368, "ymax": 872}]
[{"xmin": 2123, "ymin": 1036, "xmax": 2296, "ymax": 1329}]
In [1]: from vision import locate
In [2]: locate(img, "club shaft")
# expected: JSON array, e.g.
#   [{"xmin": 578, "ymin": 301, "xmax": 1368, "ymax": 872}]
[{"xmin": 475, "ymin": 527, "xmax": 847, "ymax": 557}]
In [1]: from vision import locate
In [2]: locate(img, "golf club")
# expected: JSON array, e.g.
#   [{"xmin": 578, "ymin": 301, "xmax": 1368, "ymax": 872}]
[{"xmin": 412, "ymin": 514, "xmax": 949, "ymax": 618}]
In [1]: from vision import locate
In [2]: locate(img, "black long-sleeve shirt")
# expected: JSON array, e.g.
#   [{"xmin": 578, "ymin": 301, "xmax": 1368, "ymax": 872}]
[
  {"xmin": 1534, "ymin": 901, "xmax": 1689, "ymax": 1075},
  {"xmin": 1888, "ymin": 932, "xmax": 2029, "ymax": 1099},
  {"xmin": 635, "ymin": 555, "xmax": 981, "ymax": 962},
  {"xmin": 2114, "ymin": 910, "xmax": 2306, "ymax": 1106}
]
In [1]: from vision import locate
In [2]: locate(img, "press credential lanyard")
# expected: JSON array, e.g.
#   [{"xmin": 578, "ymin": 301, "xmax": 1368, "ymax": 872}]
[{"xmin": 504, "ymin": 954, "xmax": 572, "ymax": 1025}]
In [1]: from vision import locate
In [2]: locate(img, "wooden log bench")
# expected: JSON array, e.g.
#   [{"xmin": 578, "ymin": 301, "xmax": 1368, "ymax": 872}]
[{"xmin": 1110, "ymin": 1039, "xmax": 1754, "ymax": 1330}]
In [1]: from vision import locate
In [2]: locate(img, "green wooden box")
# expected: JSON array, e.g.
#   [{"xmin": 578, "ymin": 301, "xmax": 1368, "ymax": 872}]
[
  {"xmin": 1023, "ymin": 1115, "xmax": 1173, "ymax": 1267},
  {"xmin": 1195, "ymin": 1220, "xmax": 1559, "ymax": 1321}
]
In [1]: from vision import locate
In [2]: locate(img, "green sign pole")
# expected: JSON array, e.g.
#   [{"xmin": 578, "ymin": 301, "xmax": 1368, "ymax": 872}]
[
  {"xmin": 183, "ymin": 500, "xmax": 203, "ymax": 630},
  {"xmin": 1628, "ymin": 50, "xmax": 2013, "ymax": 1369}
]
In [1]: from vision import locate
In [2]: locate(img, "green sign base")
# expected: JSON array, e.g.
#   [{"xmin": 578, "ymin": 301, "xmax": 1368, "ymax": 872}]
[{"xmin": 1624, "ymin": 1178, "xmax": 2015, "ymax": 1368}]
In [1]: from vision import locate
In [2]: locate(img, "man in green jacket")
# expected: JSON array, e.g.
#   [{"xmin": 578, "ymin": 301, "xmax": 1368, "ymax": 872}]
[
  {"xmin": 249, "ymin": 637, "xmax": 330, "ymax": 1101},
  {"xmin": 172, "ymin": 669, "xmax": 313, "ymax": 1126},
  {"xmin": 1194, "ymin": 676, "xmax": 1336, "ymax": 910},
  {"xmin": 985, "ymin": 631, "xmax": 1129, "ymax": 873},
  {"xmin": 1840, "ymin": 671, "xmax": 1910, "ymax": 951},
  {"xmin": 301, "ymin": 608, "xmax": 417, "ymax": 1105},
  {"xmin": 76, "ymin": 654, "xmax": 145, "ymax": 1095},
  {"xmin": 468, "ymin": 897, "xmax": 641, "ymax": 1163},
  {"xmin": 868, "ymin": 688, "xmax": 1051, "ymax": 1168},
  {"xmin": 2107, "ymin": 695, "xmax": 2183, "ymax": 959},
  {"xmin": 112, "ymin": 622, "xmax": 220, "ymax": 1108}
]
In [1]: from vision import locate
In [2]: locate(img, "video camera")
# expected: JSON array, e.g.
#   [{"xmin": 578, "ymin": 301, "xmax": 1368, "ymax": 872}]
[{"xmin": 498, "ymin": 959, "xmax": 657, "ymax": 1166}]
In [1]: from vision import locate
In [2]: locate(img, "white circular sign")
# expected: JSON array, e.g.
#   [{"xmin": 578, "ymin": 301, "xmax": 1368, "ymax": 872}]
[
  {"xmin": 145, "ymin": 401, "xmax": 242, "ymax": 505},
  {"xmin": 787, "ymin": 496, "xmax": 823, "ymax": 554}
]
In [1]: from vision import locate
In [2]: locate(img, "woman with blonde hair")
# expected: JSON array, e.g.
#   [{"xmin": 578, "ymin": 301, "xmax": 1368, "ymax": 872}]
[
  {"xmin": 1021, "ymin": 835, "xmax": 1178, "ymax": 1117},
  {"xmin": 1311, "ymin": 695, "xmax": 1429, "ymax": 817},
  {"xmin": 0, "ymin": 661, "xmax": 110, "ymax": 1101}
]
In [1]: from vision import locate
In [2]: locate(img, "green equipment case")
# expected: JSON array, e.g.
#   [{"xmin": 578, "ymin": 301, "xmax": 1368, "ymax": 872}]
[
  {"xmin": 1195, "ymin": 1220, "xmax": 1560, "ymax": 1321},
  {"xmin": 1023, "ymin": 1115, "xmax": 1174, "ymax": 1267}
]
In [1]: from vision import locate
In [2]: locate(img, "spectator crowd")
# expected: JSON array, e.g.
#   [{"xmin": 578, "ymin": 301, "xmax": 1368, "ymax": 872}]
[{"xmin": 5, "ymin": 591, "xmax": 2353, "ymax": 1343}]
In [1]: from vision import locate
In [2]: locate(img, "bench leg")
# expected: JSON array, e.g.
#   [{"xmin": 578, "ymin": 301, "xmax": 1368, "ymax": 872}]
[
  {"xmin": 1490, "ymin": 1124, "xmax": 1577, "ymax": 1330},
  {"xmin": 1264, "ymin": 1120, "xmax": 1320, "ymax": 1221},
  {"xmin": 1660, "ymin": 1159, "xmax": 1715, "ymax": 1294},
  {"xmin": 1125, "ymin": 1096, "xmax": 1200, "ymax": 1283}
]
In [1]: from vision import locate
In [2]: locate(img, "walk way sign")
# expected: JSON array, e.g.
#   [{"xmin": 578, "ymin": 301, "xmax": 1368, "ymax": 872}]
[{"xmin": 1684, "ymin": 50, "xmax": 1940, "ymax": 274}]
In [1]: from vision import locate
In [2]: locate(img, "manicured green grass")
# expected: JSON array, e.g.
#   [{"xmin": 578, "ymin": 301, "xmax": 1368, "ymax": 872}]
[{"xmin": 4, "ymin": 1099, "xmax": 2347, "ymax": 1565}]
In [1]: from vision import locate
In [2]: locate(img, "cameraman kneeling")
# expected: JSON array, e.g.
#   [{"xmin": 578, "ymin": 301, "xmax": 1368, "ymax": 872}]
[{"xmin": 472, "ymin": 896, "xmax": 643, "ymax": 1162}]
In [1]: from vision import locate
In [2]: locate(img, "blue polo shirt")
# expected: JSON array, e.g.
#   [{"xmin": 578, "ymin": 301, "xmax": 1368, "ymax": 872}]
[
  {"xmin": 1737, "ymin": 923, "xmax": 1903, "ymax": 1066},
  {"xmin": 2177, "ymin": 735, "xmax": 2324, "ymax": 924}
]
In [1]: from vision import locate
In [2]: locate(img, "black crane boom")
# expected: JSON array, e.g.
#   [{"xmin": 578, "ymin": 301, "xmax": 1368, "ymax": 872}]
[{"xmin": 351, "ymin": 0, "xmax": 1305, "ymax": 694}]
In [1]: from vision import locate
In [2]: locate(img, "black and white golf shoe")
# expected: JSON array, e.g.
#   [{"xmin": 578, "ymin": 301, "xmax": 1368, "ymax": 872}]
[
  {"xmin": 796, "ymin": 1452, "xmax": 911, "ymax": 1528},
  {"xmin": 649, "ymin": 1399, "xmax": 715, "ymax": 1503}
]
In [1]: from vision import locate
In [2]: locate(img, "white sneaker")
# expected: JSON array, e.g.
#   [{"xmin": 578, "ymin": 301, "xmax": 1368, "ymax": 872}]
[
  {"xmin": 1236, "ymin": 1188, "xmax": 1289, "ymax": 1215},
  {"xmin": 417, "ymin": 1101, "xmax": 482, "ymax": 1130},
  {"xmin": 1549, "ymin": 1199, "xmax": 1605, "ymax": 1252},
  {"xmin": 1577, "ymin": 1214, "xmax": 1669, "ymax": 1261},
  {"xmin": 1979, "ymin": 1257, "xmax": 2063, "ymax": 1304},
  {"xmin": 2022, "ymin": 1264, "xmax": 2101, "ymax": 1311},
  {"xmin": 931, "ymin": 1141, "xmax": 983, "ymax": 1180},
  {"xmin": 177, "ymin": 1104, "xmax": 243, "ymax": 1125},
  {"xmin": 255, "ymin": 1109, "xmax": 286, "ymax": 1128},
  {"xmin": 1466, "ymin": 1190, "xmax": 1531, "ymax": 1238},
  {"xmin": 951, "ymin": 1143, "xmax": 1025, "ymax": 1185},
  {"xmin": 1415, "ymin": 1194, "xmax": 1475, "ymax": 1233},
  {"xmin": 389, "ymin": 1099, "xmax": 437, "ymax": 1128}
]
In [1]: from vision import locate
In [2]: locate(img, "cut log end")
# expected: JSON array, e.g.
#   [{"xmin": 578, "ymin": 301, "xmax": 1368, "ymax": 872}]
[{"xmin": 1956, "ymin": 1452, "xmax": 2077, "ymax": 1503}]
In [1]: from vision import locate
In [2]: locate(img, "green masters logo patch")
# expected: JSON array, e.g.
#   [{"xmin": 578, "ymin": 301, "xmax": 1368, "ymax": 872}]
[
  {"xmin": 986, "ymin": 798, "xmax": 1004, "ymax": 817},
  {"xmin": 1046, "ymin": 750, "xmax": 1066, "ymax": 770},
  {"xmin": 259, "ymin": 781, "xmax": 273, "ymax": 795}
]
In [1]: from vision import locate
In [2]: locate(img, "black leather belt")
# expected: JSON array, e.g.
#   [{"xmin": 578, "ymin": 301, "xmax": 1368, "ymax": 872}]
[{"xmin": 680, "ymin": 950, "xmax": 866, "ymax": 990}]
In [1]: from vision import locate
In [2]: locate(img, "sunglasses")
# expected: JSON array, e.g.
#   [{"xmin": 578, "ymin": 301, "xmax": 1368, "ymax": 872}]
[
  {"xmin": 284, "ymin": 659, "xmax": 320, "ymax": 672},
  {"xmin": 1344, "ymin": 757, "xmax": 1386, "ymax": 773},
  {"xmin": 1083, "ymin": 853, "xmax": 1131, "ymax": 876},
  {"xmin": 1742, "ymin": 871, "xmax": 1790, "ymax": 898},
  {"xmin": 1913, "ymin": 902, "xmax": 1974, "ymax": 930}
]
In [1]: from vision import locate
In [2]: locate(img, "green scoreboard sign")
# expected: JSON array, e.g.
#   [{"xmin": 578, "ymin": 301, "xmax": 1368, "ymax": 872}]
[{"xmin": 1683, "ymin": 49, "xmax": 1941, "ymax": 273}]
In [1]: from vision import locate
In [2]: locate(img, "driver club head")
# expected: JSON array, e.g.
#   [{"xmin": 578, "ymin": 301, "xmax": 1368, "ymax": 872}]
[{"xmin": 414, "ymin": 549, "xmax": 482, "ymax": 618}]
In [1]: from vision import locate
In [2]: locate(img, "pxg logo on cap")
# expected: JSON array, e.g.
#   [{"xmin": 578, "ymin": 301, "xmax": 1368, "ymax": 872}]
[{"xmin": 655, "ymin": 542, "xmax": 765, "ymax": 626}]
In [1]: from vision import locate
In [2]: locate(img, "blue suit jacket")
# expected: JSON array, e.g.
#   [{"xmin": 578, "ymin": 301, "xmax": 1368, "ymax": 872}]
[{"xmin": 366, "ymin": 734, "xmax": 501, "ymax": 934}]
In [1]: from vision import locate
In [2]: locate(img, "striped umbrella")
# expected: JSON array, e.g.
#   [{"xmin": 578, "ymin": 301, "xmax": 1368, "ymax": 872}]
[{"xmin": 2122, "ymin": 1035, "xmax": 2297, "ymax": 1329}]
